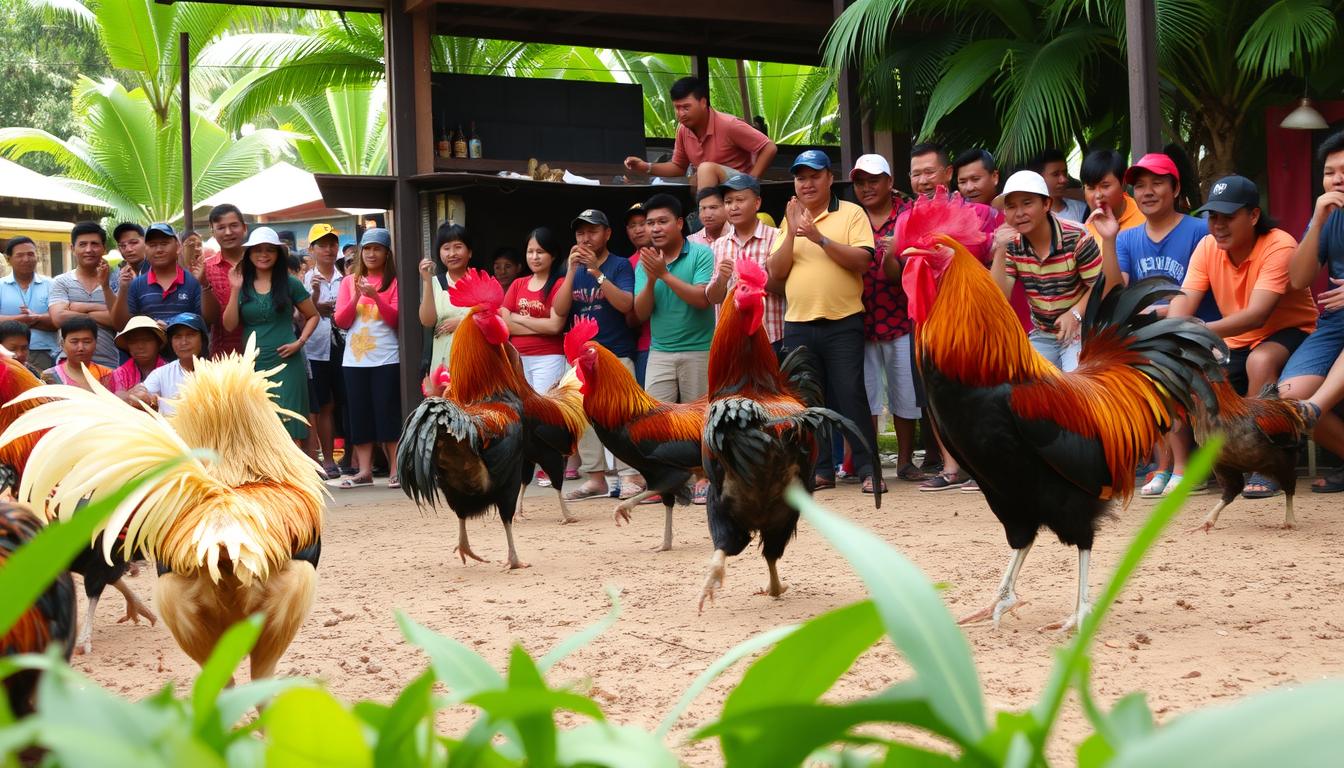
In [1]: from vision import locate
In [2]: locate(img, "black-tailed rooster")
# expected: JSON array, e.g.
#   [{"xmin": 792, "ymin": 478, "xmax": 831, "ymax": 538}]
[
  {"xmin": 399, "ymin": 269, "xmax": 585, "ymax": 569},
  {"xmin": 699, "ymin": 257, "xmax": 875, "ymax": 610},
  {"xmin": 899, "ymin": 194, "xmax": 1226, "ymax": 631},
  {"xmin": 563, "ymin": 317, "xmax": 704, "ymax": 551},
  {"xmin": 1189, "ymin": 381, "xmax": 1309, "ymax": 532},
  {"xmin": 0, "ymin": 338, "xmax": 327, "ymax": 679},
  {"xmin": 1, "ymin": 504, "xmax": 75, "ymax": 716}
]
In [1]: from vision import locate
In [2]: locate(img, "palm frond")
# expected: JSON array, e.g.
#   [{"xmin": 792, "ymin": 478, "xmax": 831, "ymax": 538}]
[
  {"xmin": 1235, "ymin": 0, "xmax": 1339, "ymax": 78},
  {"xmin": 917, "ymin": 38, "xmax": 1013, "ymax": 140},
  {"xmin": 994, "ymin": 24, "xmax": 1109, "ymax": 165}
]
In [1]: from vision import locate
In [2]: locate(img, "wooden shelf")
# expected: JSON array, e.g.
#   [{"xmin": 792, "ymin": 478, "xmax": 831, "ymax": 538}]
[{"xmin": 432, "ymin": 156, "xmax": 631, "ymax": 181}]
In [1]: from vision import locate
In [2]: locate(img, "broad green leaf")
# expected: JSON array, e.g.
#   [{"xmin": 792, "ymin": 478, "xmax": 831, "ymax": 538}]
[
  {"xmin": 192, "ymin": 614, "xmax": 263, "ymax": 738},
  {"xmin": 721, "ymin": 601, "xmax": 882, "ymax": 722},
  {"xmin": 879, "ymin": 741, "xmax": 961, "ymax": 767},
  {"xmin": 371, "ymin": 671, "xmax": 436, "ymax": 768},
  {"xmin": 1110, "ymin": 679, "xmax": 1344, "ymax": 767},
  {"xmin": 397, "ymin": 611, "xmax": 504, "ymax": 702},
  {"xmin": 538, "ymin": 585, "xmax": 621, "ymax": 672},
  {"xmin": 789, "ymin": 484, "xmax": 986, "ymax": 744},
  {"xmin": 467, "ymin": 689, "xmax": 605, "ymax": 723},
  {"xmin": 656, "ymin": 624, "xmax": 797, "ymax": 739},
  {"xmin": 504, "ymin": 645, "xmax": 557, "ymax": 768},
  {"xmin": 215, "ymin": 676, "xmax": 316, "ymax": 732},
  {"xmin": 556, "ymin": 722, "xmax": 679, "ymax": 768},
  {"xmin": 263, "ymin": 688, "xmax": 372, "ymax": 768}
]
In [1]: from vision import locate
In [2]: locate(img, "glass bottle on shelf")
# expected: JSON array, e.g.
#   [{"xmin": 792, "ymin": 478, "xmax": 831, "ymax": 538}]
[
  {"xmin": 436, "ymin": 121, "xmax": 450, "ymax": 159},
  {"xmin": 468, "ymin": 121, "xmax": 482, "ymax": 159},
  {"xmin": 452, "ymin": 124, "xmax": 468, "ymax": 159}
]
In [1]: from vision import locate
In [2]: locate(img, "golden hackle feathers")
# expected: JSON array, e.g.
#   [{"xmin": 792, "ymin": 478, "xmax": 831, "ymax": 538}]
[
  {"xmin": 0, "ymin": 355, "xmax": 48, "ymax": 482},
  {"xmin": 0, "ymin": 338, "xmax": 325, "ymax": 586},
  {"xmin": 528, "ymin": 366, "xmax": 587, "ymax": 447}
]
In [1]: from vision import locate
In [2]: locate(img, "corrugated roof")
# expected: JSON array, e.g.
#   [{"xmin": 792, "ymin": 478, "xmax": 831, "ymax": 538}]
[{"xmin": 0, "ymin": 158, "xmax": 111, "ymax": 209}]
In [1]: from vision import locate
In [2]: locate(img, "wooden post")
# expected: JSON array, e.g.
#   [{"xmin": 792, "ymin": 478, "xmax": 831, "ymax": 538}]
[
  {"xmin": 1124, "ymin": 0, "xmax": 1161, "ymax": 155},
  {"xmin": 386, "ymin": 2, "xmax": 429, "ymax": 418},
  {"xmin": 691, "ymin": 54, "xmax": 710, "ymax": 82},
  {"xmin": 180, "ymin": 32, "xmax": 192, "ymax": 232},
  {"xmin": 833, "ymin": 0, "xmax": 862, "ymax": 171}
]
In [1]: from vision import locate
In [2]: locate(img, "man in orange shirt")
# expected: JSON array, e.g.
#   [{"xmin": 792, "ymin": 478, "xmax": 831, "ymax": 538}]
[
  {"xmin": 623, "ymin": 77, "xmax": 777, "ymax": 191},
  {"xmin": 1169, "ymin": 175, "xmax": 1317, "ymax": 398}
]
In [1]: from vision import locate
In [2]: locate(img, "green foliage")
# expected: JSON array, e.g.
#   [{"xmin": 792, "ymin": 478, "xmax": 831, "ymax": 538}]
[{"xmin": 5, "ymin": 438, "xmax": 1344, "ymax": 766}]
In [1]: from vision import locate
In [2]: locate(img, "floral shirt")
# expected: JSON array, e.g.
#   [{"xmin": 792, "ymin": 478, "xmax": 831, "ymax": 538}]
[{"xmin": 861, "ymin": 203, "xmax": 912, "ymax": 341}]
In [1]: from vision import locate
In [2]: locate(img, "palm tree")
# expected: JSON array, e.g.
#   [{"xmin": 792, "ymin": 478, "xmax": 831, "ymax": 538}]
[
  {"xmin": 271, "ymin": 86, "xmax": 389, "ymax": 176},
  {"xmin": 0, "ymin": 78, "xmax": 288, "ymax": 223}
]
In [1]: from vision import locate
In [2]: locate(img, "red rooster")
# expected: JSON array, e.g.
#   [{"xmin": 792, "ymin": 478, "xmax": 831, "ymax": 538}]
[
  {"xmin": 699, "ymin": 257, "xmax": 876, "ymax": 609},
  {"xmin": 1188, "ymin": 381, "xmax": 1309, "ymax": 532},
  {"xmin": 564, "ymin": 317, "xmax": 704, "ymax": 551},
  {"xmin": 899, "ymin": 194, "xmax": 1225, "ymax": 631},
  {"xmin": 1, "ymin": 505, "xmax": 75, "ymax": 716},
  {"xmin": 399, "ymin": 270, "xmax": 585, "ymax": 568}
]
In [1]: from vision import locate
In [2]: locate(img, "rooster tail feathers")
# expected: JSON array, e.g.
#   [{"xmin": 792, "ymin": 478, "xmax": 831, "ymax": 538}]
[
  {"xmin": 449, "ymin": 268, "xmax": 504, "ymax": 312},
  {"xmin": 779, "ymin": 346, "xmax": 825, "ymax": 408},
  {"xmin": 397, "ymin": 397, "xmax": 480, "ymax": 509},
  {"xmin": 704, "ymin": 398, "xmax": 774, "ymax": 486},
  {"xmin": 765, "ymin": 407, "xmax": 881, "ymax": 509},
  {"xmin": 564, "ymin": 318, "xmax": 599, "ymax": 363}
]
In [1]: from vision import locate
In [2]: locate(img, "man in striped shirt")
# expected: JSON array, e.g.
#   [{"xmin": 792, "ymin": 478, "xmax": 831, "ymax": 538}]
[
  {"xmin": 706, "ymin": 173, "xmax": 785, "ymax": 353},
  {"xmin": 990, "ymin": 170, "xmax": 1102, "ymax": 372}
]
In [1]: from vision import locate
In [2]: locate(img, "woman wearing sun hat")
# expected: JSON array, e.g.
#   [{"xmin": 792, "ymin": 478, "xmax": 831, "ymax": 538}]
[
  {"xmin": 221, "ymin": 226, "xmax": 321, "ymax": 444},
  {"xmin": 107, "ymin": 315, "xmax": 168, "ymax": 400}
]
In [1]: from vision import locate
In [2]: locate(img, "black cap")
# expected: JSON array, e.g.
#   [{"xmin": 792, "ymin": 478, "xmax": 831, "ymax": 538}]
[
  {"xmin": 1193, "ymin": 175, "xmax": 1259, "ymax": 216},
  {"xmin": 571, "ymin": 208, "xmax": 610, "ymax": 229},
  {"xmin": 145, "ymin": 222, "xmax": 177, "ymax": 241},
  {"xmin": 720, "ymin": 173, "xmax": 761, "ymax": 195}
]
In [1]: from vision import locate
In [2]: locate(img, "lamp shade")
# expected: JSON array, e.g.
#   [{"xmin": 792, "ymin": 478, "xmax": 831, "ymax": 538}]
[{"xmin": 1280, "ymin": 97, "xmax": 1329, "ymax": 130}]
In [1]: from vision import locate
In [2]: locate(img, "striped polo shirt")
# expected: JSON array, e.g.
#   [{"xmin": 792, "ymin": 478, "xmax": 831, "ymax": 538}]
[{"xmin": 1003, "ymin": 214, "xmax": 1102, "ymax": 333}]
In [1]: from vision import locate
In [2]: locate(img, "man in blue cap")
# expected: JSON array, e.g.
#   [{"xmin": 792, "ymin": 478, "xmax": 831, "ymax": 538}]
[
  {"xmin": 108, "ymin": 222, "xmax": 203, "ymax": 329},
  {"xmin": 767, "ymin": 149, "xmax": 883, "ymax": 495}
]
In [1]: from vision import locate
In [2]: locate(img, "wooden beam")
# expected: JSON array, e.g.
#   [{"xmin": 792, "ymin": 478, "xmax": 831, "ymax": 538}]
[
  {"xmin": 833, "ymin": 0, "xmax": 862, "ymax": 171},
  {"xmin": 434, "ymin": 0, "xmax": 831, "ymax": 27},
  {"xmin": 385, "ymin": 0, "xmax": 427, "ymax": 418},
  {"xmin": 412, "ymin": 7, "xmax": 434, "ymax": 174},
  {"xmin": 1124, "ymin": 0, "xmax": 1161, "ymax": 155}
]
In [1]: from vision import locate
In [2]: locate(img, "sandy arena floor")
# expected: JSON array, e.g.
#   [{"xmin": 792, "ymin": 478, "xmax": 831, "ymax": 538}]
[{"xmin": 74, "ymin": 474, "xmax": 1344, "ymax": 764}]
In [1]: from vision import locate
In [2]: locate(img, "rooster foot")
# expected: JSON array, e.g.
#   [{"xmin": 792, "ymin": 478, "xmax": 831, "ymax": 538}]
[
  {"xmin": 613, "ymin": 503, "xmax": 633, "ymax": 527},
  {"xmin": 752, "ymin": 582, "xmax": 789, "ymax": 599},
  {"xmin": 698, "ymin": 551, "xmax": 727, "ymax": 613},
  {"xmin": 74, "ymin": 630, "xmax": 92, "ymax": 656},
  {"xmin": 455, "ymin": 544, "xmax": 487, "ymax": 565},
  {"xmin": 958, "ymin": 595, "xmax": 1026, "ymax": 628},
  {"xmin": 1038, "ymin": 602, "xmax": 1090, "ymax": 634},
  {"xmin": 502, "ymin": 558, "xmax": 532, "ymax": 571},
  {"xmin": 1187, "ymin": 519, "xmax": 1216, "ymax": 534},
  {"xmin": 559, "ymin": 512, "xmax": 580, "ymax": 525},
  {"xmin": 118, "ymin": 599, "xmax": 157, "ymax": 627},
  {"xmin": 650, "ymin": 540, "xmax": 672, "ymax": 553}
]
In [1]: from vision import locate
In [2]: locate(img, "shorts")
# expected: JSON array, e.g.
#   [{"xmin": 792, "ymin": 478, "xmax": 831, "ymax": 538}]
[
  {"xmin": 1226, "ymin": 327, "xmax": 1309, "ymax": 396},
  {"xmin": 863, "ymin": 335, "xmax": 921, "ymax": 419},
  {"xmin": 1028, "ymin": 329, "xmax": 1081, "ymax": 372},
  {"xmin": 343, "ymin": 363, "xmax": 402, "ymax": 444},
  {"xmin": 308, "ymin": 358, "xmax": 341, "ymax": 409},
  {"xmin": 521, "ymin": 354, "xmax": 566, "ymax": 392},
  {"xmin": 1281, "ymin": 310, "xmax": 1344, "ymax": 381}
]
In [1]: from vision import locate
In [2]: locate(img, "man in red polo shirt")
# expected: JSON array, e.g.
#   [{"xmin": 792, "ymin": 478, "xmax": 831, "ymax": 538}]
[
  {"xmin": 623, "ymin": 77, "xmax": 777, "ymax": 191},
  {"xmin": 193, "ymin": 203, "xmax": 248, "ymax": 357}
]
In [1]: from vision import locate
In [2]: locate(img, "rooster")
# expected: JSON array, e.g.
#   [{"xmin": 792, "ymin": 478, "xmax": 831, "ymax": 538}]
[
  {"xmin": 899, "ymin": 194, "xmax": 1225, "ymax": 631},
  {"xmin": 1, "ymin": 504, "xmax": 75, "ymax": 716},
  {"xmin": 698, "ymin": 257, "xmax": 875, "ymax": 610},
  {"xmin": 564, "ymin": 317, "xmax": 704, "ymax": 552},
  {"xmin": 0, "ymin": 351, "xmax": 156, "ymax": 655},
  {"xmin": 1188, "ymin": 381, "xmax": 1309, "ymax": 532},
  {"xmin": 399, "ymin": 269, "xmax": 586, "ymax": 568},
  {"xmin": 0, "ymin": 338, "xmax": 327, "ymax": 679}
]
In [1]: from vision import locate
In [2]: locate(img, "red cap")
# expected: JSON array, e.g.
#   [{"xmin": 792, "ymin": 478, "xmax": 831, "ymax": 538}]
[{"xmin": 1124, "ymin": 153, "xmax": 1179, "ymax": 186}]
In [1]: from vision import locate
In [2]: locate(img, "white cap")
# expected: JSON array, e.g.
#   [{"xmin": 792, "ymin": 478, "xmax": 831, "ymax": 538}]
[
  {"xmin": 992, "ymin": 170, "xmax": 1051, "ymax": 209},
  {"xmin": 849, "ymin": 153, "xmax": 892, "ymax": 180},
  {"xmin": 241, "ymin": 226, "xmax": 282, "ymax": 249}
]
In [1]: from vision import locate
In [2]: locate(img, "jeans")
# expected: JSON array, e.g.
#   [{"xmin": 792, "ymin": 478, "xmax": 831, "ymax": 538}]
[
  {"xmin": 1029, "ymin": 329, "xmax": 1081, "ymax": 372},
  {"xmin": 783, "ymin": 313, "xmax": 879, "ymax": 481}
]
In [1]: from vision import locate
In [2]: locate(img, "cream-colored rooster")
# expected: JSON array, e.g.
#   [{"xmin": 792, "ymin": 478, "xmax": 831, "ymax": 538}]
[{"xmin": 0, "ymin": 338, "xmax": 327, "ymax": 679}]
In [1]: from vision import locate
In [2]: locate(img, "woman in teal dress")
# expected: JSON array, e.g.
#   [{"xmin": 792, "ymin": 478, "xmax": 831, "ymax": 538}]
[{"xmin": 222, "ymin": 226, "xmax": 320, "ymax": 443}]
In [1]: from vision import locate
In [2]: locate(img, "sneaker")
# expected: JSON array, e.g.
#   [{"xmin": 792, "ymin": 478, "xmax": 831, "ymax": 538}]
[
  {"xmin": 535, "ymin": 469, "xmax": 551, "ymax": 488},
  {"xmin": 960, "ymin": 478, "xmax": 982, "ymax": 493},
  {"xmin": 919, "ymin": 472, "xmax": 967, "ymax": 492},
  {"xmin": 1140, "ymin": 471, "xmax": 1171, "ymax": 497}
]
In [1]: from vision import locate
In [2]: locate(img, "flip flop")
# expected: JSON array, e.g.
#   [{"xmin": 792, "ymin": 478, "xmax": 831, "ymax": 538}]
[
  {"xmin": 1311, "ymin": 468, "xmax": 1344, "ymax": 494},
  {"xmin": 813, "ymin": 475, "xmax": 836, "ymax": 491},
  {"xmin": 1241, "ymin": 473, "xmax": 1280, "ymax": 499},
  {"xmin": 387, "ymin": 478, "xmax": 401, "ymax": 489},
  {"xmin": 322, "ymin": 464, "xmax": 341, "ymax": 480},
  {"xmin": 563, "ymin": 485, "xmax": 608, "ymax": 501},
  {"xmin": 896, "ymin": 463, "xmax": 925, "ymax": 481},
  {"xmin": 336, "ymin": 477, "xmax": 373, "ymax": 489}
]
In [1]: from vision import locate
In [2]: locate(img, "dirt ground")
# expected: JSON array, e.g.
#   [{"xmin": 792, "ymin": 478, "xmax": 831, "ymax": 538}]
[{"xmin": 75, "ymin": 473, "xmax": 1344, "ymax": 765}]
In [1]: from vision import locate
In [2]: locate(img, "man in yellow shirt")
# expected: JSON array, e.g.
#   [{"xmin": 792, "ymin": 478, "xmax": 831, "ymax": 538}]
[{"xmin": 768, "ymin": 150, "xmax": 883, "ymax": 494}]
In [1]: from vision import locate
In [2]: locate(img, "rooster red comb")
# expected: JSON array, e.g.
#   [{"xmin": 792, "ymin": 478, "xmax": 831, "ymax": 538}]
[
  {"xmin": 893, "ymin": 187, "xmax": 988, "ymax": 253},
  {"xmin": 564, "ymin": 317, "xmax": 599, "ymax": 363},
  {"xmin": 448, "ymin": 268, "xmax": 503, "ymax": 311},
  {"xmin": 735, "ymin": 256, "xmax": 767, "ymax": 289}
]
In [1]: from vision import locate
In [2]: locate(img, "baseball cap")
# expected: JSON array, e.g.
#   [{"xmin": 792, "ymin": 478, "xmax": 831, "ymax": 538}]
[
  {"xmin": 307, "ymin": 222, "xmax": 339, "ymax": 243},
  {"xmin": 623, "ymin": 202, "xmax": 646, "ymax": 221},
  {"xmin": 165, "ymin": 312, "xmax": 209, "ymax": 345},
  {"xmin": 849, "ymin": 153, "xmax": 892, "ymax": 180},
  {"xmin": 789, "ymin": 149, "xmax": 831, "ymax": 174},
  {"xmin": 992, "ymin": 170, "xmax": 1052, "ymax": 209},
  {"xmin": 241, "ymin": 226, "xmax": 283, "ymax": 250},
  {"xmin": 571, "ymin": 209, "xmax": 610, "ymax": 229},
  {"xmin": 1193, "ymin": 175, "xmax": 1259, "ymax": 216},
  {"xmin": 144, "ymin": 222, "xmax": 177, "ymax": 241},
  {"xmin": 115, "ymin": 315, "xmax": 167, "ymax": 350},
  {"xmin": 720, "ymin": 173, "xmax": 761, "ymax": 195},
  {"xmin": 1123, "ymin": 153, "xmax": 1180, "ymax": 186},
  {"xmin": 360, "ymin": 227, "xmax": 392, "ymax": 249}
]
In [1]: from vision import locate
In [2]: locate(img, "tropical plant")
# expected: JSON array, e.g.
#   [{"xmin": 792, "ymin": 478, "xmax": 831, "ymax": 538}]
[
  {"xmin": 0, "ymin": 77, "xmax": 288, "ymax": 223},
  {"xmin": 6, "ymin": 439, "xmax": 1344, "ymax": 766},
  {"xmin": 269, "ymin": 86, "xmax": 389, "ymax": 176},
  {"xmin": 824, "ymin": 0, "xmax": 1344, "ymax": 179}
]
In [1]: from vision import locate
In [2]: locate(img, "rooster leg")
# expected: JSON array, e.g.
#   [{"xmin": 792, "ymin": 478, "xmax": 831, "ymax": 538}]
[
  {"xmin": 502, "ymin": 521, "xmax": 530, "ymax": 570},
  {"xmin": 514, "ymin": 485, "xmax": 529, "ymax": 521},
  {"xmin": 1190, "ymin": 499, "xmax": 1229, "ymax": 534},
  {"xmin": 111, "ymin": 578, "xmax": 157, "ymax": 626},
  {"xmin": 698, "ymin": 550, "xmax": 728, "ymax": 613},
  {"xmin": 753, "ymin": 559, "xmax": 789, "ymax": 599},
  {"xmin": 958, "ymin": 543, "xmax": 1032, "ymax": 628},
  {"xmin": 1040, "ymin": 548, "xmax": 1092, "ymax": 633},
  {"xmin": 454, "ymin": 518, "xmax": 486, "ymax": 565},
  {"xmin": 653, "ymin": 502, "xmax": 674, "ymax": 552},
  {"xmin": 1283, "ymin": 495, "xmax": 1297, "ymax": 529},
  {"xmin": 74, "ymin": 594, "xmax": 99, "ymax": 655},
  {"xmin": 556, "ymin": 490, "xmax": 579, "ymax": 525},
  {"xmin": 613, "ymin": 489, "xmax": 656, "ymax": 526}
]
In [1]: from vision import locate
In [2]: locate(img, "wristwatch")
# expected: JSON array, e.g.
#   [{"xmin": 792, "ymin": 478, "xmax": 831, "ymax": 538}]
[
  {"xmin": 596, "ymin": 273, "xmax": 607, "ymax": 286},
  {"xmin": 1070, "ymin": 308, "xmax": 1082, "ymax": 322},
  {"xmin": 819, "ymin": 236, "xmax": 831, "ymax": 248}
]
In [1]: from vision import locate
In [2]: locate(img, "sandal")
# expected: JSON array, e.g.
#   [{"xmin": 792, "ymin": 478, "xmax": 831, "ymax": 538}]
[
  {"xmin": 896, "ymin": 463, "xmax": 925, "ymax": 482},
  {"xmin": 387, "ymin": 478, "xmax": 401, "ymax": 489},
  {"xmin": 691, "ymin": 482, "xmax": 709, "ymax": 505},
  {"xmin": 563, "ymin": 484, "xmax": 609, "ymax": 501},
  {"xmin": 812, "ymin": 475, "xmax": 836, "ymax": 491},
  {"xmin": 322, "ymin": 464, "xmax": 341, "ymax": 480},
  {"xmin": 1140, "ymin": 471, "xmax": 1171, "ymax": 497},
  {"xmin": 1241, "ymin": 473, "xmax": 1280, "ymax": 499},
  {"xmin": 618, "ymin": 482, "xmax": 647, "ymax": 500},
  {"xmin": 564, "ymin": 468, "xmax": 580, "ymax": 481},
  {"xmin": 861, "ymin": 476, "xmax": 887, "ymax": 494},
  {"xmin": 1311, "ymin": 468, "xmax": 1344, "ymax": 494},
  {"xmin": 638, "ymin": 494, "xmax": 664, "ymax": 505},
  {"xmin": 336, "ymin": 476, "xmax": 373, "ymax": 489},
  {"xmin": 919, "ymin": 472, "xmax": 966, "ymax": 492}
]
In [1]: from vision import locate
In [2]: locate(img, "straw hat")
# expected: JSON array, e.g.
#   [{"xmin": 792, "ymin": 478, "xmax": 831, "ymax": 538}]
[{"xmin": 115, "ymin": 315, "xmax": 166, "ymax": 351}]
